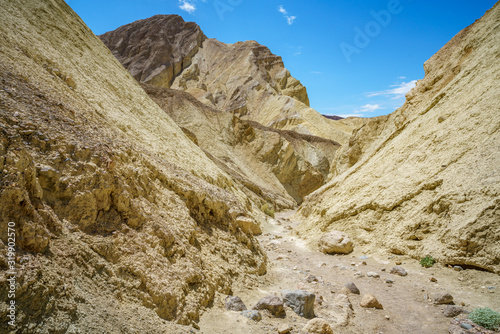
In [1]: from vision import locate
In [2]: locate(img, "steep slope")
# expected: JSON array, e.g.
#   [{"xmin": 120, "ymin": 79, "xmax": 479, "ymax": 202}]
[
  {"xmin": 0, "ymin": 0, "xmax": 267, "ymax": 332},
  {"xmin": 100, "ymin": 16, "xmax": 359, "ymax": 144},
  {"xmin": 296, "ymin": 3, "xmax": 500, "ymax": 273},
  {"xmin": 142, "ymin": 84, "xmax": 340, "ymax": 206}
]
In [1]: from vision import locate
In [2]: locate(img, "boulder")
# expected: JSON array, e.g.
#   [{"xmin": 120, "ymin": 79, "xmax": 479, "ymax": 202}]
[
  {"xmin": 252, "ymin": 294, "xmax": 286, "ymax": 318},
  {"xmin": 235, "ymin": 216, "xmax": 262, "ymax": 235},
  {"xmin": 302, "ymin": 318, "xmax": 333, "ymax": 334},
  {"xmin": 225, "ymin": 295, "xmax": 246, "ymax": 311},
  {"xmin": 360, "ymin": 294, "xmax": 383, "ymax": 309},
  {"xmin": 281, "ymin": 289, "xmax": 315, "ymax": 318},
  {"xmin": 343, "ymin": 282, "xmax": 360, "ymax": 295},
  {"xmin": 318, "ymin": 231, "xmax": 353, "ymax": 254}
]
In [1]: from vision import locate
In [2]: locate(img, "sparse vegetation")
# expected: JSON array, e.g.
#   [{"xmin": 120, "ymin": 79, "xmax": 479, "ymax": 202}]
[
  {"xmin": 261, "ymin": 203, "xmax": 275, "ymax": 218},
  {"xmin": 420, "ymin": 255, "xmax": 436, "ymax": 268},
  {"xmin": 468, "ymin": 307, "xmax": 500, "ymax": 330}
]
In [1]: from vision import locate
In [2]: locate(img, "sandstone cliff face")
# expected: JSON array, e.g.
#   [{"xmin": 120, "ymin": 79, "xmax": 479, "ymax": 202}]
[
  {"xmin": 142, "ymin": 84, "xmax": 339, "ymax": 206},
  {"xmin": 100, "ymin": 16, "xmax": 359, "ymax": 144},
  {"xmin": 296, "ymin": 3, "xmax": 500, "ymax": 273},
  {"xmin": 0, "ymin": 0, "xmax": 267, "ymax": 332}
]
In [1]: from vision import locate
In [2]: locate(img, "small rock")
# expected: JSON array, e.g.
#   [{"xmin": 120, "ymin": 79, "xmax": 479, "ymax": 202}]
[
  {"xmin": 252, "ymin": 295, "xmax": 286, "ymax": 318},
  {"xmin": 65, "ymin": 77, "xmax": 77, "ymax": 89},
  {"xmin": 453, "ymin": 266, "xmax": 463, "ymax": 271},
  {"xmin": 241, "ymin": 310, "xmax": 262, "ymax": 321},
  {"xmin": 282, "ymin": 289, "xmax": 315, "ymax": 319},
  {"xmin": 362, "ymin": 261, "xmax": 367, "ymax": 265},
  {"xmin": 443, "ymin": 305, "xmax": 463, "ymax": 317},
  {"xmin": 360, "ymin": 294, "xmax": 383, "ymax": 309},
  {"xmin": 306, "ymin": 275, "xmax": 318, "ymax": 283},
  {"xmin": 460, "ymin": 323, "xmax": 473, "ymax": 330},
  {"xmin": 353, "ymin": 272, "xmax": 364, "ymax": 278},
  {"xmin": 381, "ymin": 268, "xmax": 386, "ymax": 272},
  {"xmin": 433, "ymin": 292, "xmax": 453, "ymax": 305},
  {"xmin": 395, "ymin": 261, "xmax": 402, "ymax": 265},
  {"xmin": 318, "ymin": 231, "xmax": 353, "ymax": 254},
  {"xmin": 429, "ymin": 276, "xmax": 438, "ymax": 283},
  {"xmin": 225, "ymin": 295, "xmax": 247, "ymax": 311},
  {"xmin": 487, "ymin": 286, "xmax": 496, "ymax": 290},
  {"xmin": 385, "ymin": 315, "xmax": 390, "ymax": 320},
  {"xmin": 390, "ymin": 266, "xmax": 407, "ymax": 276},
  {"xmin": 343, "ymin": 282, "xmax": 360, "ymax": 295},
  {"xmin": 302, "ymin": 318, "xmax": 333, "ymax": 334},
  {"xmin": 351, "ymin": 262, "xmax": 356, "ymax": 266},
  {"xmin": 367, "ymin": 272, "xmax": 380, "ymax": 279},
  {"xmin": 278, "ymin": 324, "xmax": 292, "ymax": 334},
  {"xmin": 385, "ymin": 279, "xmax": 394, "ymax": 284}
]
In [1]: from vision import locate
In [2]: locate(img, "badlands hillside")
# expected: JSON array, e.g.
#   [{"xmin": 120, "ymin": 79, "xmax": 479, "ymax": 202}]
[{"xmin": 0, "ymin": 0, "xmax": 498, "ymax": 333}]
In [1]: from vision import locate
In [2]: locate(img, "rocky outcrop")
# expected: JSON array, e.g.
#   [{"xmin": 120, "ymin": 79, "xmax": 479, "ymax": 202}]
[
  {"xmin": 0, "ymin": 0, "xmax": 267, "ymax": 332},
  {"xmin": 100, "ymin": 15, "xmax": 361, "ymax": 144},
  {"xmin": 100, "ymin": 14, "xmax": 206, "ymax": 88},
  {"xmin": 296, "ymin": 3, "xmax": 500, "ymax": 273},
  {"xmin": 142, "ymin": 83, "xmax": 340, "ymax": 206}
]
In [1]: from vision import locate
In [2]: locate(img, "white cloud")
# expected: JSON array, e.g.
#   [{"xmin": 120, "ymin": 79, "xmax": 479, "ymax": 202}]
[
  {"xmin": 359, "ymin": 104, "xmax": 382, "ymax": 112},
  {"xmin": 336, "ymin": 114, "xmax": 363, "ymax": 118},
  {"xmin": 279, "ymin": 5, "xmax": 296, "ymax": 25},
  {"xmin": 179, "ymin": 0, "xmax": 196, "ymax": 14},
  {"xmin": 366, "ymin": 80, "xmax": 417, "ymax": 99},
  {"xmin": 397, "ymin": 76, "xmax": 406, "ymax": 79}
]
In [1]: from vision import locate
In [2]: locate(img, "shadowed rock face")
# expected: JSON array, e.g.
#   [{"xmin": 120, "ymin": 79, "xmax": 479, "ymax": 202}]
[
  {"xmin": 296, "ymin": 3, "xmax": 500, "ymax": 273},
  {"xmin": 100, "ymin": 14, "xmax": 206, "ymax": 87}
]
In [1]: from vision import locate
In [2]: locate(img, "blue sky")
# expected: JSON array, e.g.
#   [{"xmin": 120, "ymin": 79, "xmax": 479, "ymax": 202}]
[{"xmin": 67, "ymin": 0, "xmax": 497, "ymax": 118}]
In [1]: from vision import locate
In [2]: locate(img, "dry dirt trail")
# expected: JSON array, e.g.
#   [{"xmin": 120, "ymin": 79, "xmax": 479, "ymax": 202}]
[{"xmin": 198, "ymin": 211, "xmax": 500, "ymax": 334}]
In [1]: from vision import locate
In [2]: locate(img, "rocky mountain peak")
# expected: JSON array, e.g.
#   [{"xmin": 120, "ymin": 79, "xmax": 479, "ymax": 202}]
[{"xmin": 100, "ymin": 14, "xmax": 206, "ymax": 87}]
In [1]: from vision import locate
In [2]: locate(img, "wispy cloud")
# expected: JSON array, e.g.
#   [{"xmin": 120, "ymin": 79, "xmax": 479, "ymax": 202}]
[
  {"xmin": 279, "ymin": 5, "xmax": 296, "ymax": 25},
  {"xmin": 179, "ymin": 0, "xmax": 196, "ymax": 14},
  {"xmin": 358, "ymin": 104, "xmax": 382, "ymax": 113},
  {"xmin": 367, "ymin": 80, "xmax": 417, "ymax": 99},
  {"xmin": 310, "ymin": 71, "xmax": 323, "ymax": 75}
]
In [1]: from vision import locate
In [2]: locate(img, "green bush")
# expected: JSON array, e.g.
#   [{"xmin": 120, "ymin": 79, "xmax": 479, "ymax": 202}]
[
  {"xmin": 468, "ymin": 307, "xmax": 500, "ymax": 330},
  {"xmin": 420, "ymin": 255, "xmax": 435, "ymax": 268},
  {"xmin": 261, "ymin": 203, "xmax": 275, "ymax": 218}
]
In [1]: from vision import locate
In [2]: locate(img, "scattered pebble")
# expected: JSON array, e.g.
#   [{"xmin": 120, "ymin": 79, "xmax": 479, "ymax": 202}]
[
  {"xmin": 443, "ymin": 305, "xmax": 463, "ymax": 317},
  {"xmin": 367, "ymin": 272, "xmax": 380, "ymax": 279},
  {"xmin": 429, "ymin": 277, "xmax": 438, "ymax": 283},
  {"xmin": 278, "ymin": 324, "xmax": 292, "ymax": 334},
  {"xmin": 460, "ymin": 323, "xmax": 473, "ymax": 330},
  {"xmin": 395, "ymin": 261, "xmax": 402, "ymax": 265},
  {"xmin": 453, "ymin": 266, "xmax": 463, "ymax": 271},
  {"xmin": 241, "ymin": 310, "xmax": 262, "ymax": 321},
  {"xmin": 390, "ymin": 266, "xmax": 408, "ymax": 276},
  {"xmin": 433, "ymin": 292, "xmax": 454, "ymax": 305}
]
